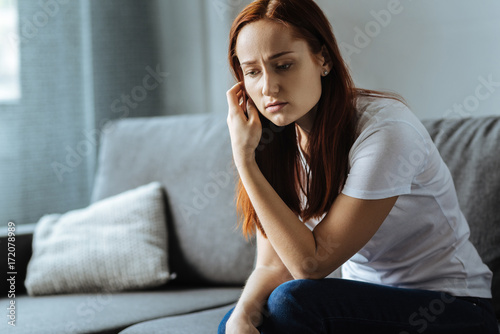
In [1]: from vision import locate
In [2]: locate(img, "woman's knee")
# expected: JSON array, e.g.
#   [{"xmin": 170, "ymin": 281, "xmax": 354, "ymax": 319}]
[
  {"xmin": 260, "ymin": 279, "xmax": 329, "ymax": 333},
  {"xmin": 267, "ymin": 279, "xmax": 319, "ymax": 317}
]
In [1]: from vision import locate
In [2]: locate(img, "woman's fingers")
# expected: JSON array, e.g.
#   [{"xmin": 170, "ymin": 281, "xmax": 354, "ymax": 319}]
[
  {"xmin": 227, "ymin": 82, "xmax": 244, "ymax": 113},
  {"xmin": 246, "ymin": 97, "xmax": 259, "ymax": 121},
  {"xmin": 236, "ymin": 91, "xmax": 246, "ymax": 112},
  {"xmin": 226, "ymin": 83, "xmax": 243, "ymax": 111},
  {"xmin": 227, "ymin": 82, "xmax": 249, "ymax": 120}
]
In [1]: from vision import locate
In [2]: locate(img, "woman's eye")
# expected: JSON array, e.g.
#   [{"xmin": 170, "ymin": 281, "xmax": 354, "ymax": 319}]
[
  {"xmin": 245, "ymin": 70, "xmax": 259, "ymax": 77},
  {"xmin": 277, "ymin": 64, "xmax": 292, "ymax": 70}
]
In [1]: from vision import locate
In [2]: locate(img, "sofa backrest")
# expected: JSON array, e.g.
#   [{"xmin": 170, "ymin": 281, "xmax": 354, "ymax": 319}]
[
  {"xmin": 91, "ymin": 112, "xmax": 499, "ymax": 317},
  {"xmin": 91, "ymin": 113, "xmax": 256, "ymax": 286},
  {"xmin": 422, "ymin": 116, "xmax": 500, "ymax": 319}
]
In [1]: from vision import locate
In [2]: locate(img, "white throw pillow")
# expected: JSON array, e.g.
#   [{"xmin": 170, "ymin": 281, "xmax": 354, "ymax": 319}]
[{"xmin": 25, "ymin": 182, "xmax": 172, "ymax": 296}]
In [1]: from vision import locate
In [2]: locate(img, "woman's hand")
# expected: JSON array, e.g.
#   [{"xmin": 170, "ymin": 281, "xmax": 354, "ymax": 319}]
[
  {"xmin": 225, "ymin": 311, "xmax": 260, "ymax": 334},
  {"xmin": 226, "ymin": 82, "xmax": 262, "ymax": 169}
]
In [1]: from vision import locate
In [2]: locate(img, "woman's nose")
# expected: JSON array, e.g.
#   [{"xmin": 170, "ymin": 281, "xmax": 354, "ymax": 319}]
[{"xmin": 262, "ymin": 72, "xmax": 279, "ymax": 97}]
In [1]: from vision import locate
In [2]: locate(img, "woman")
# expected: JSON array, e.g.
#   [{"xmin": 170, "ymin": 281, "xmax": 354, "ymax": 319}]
[{"xmin": 220, "ymin": 0, "xmax": 498, "ymax": 333}]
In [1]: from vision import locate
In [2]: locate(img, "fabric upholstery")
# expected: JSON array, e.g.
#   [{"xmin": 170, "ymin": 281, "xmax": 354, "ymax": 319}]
[
  {"xmin": 90, "ymin": 113, "xmax": 255, "ymax": 285},
  {"xmin": 0, "ymin": 287, "xmax": 241, "ymax": 334},
  {"xmin": 422, "ymin": 116, "xmax": 500, "ymax": 319},
  {"xmin": 25, "ymin": 182, "xmax": 171, "ymax": 295},
  {"xmin": 120, "ymin": 303, "xmax": 236, "ymax": 334}
]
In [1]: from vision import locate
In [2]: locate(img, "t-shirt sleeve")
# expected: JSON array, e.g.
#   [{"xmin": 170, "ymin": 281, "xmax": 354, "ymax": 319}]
[{"xmin": 341, "ymin": 120, "xmax": 429, "ymax": 200}]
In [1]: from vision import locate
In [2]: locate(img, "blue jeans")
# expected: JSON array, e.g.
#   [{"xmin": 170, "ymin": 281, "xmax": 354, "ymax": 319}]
[{"xmin": 218, "ymin": 278, "xmax": 499, "ymax": 334}]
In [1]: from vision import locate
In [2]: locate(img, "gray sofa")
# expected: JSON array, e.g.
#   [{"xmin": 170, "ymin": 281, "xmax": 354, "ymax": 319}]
[{"xmin": 1, "ymin": 112, "xmax": 499, "ymax": 333}]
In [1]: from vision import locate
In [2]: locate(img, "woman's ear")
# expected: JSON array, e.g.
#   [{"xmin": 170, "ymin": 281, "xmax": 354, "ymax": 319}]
[{"xmin": 318, "ymin": 45, "xmax": 332, "ymax": 74}]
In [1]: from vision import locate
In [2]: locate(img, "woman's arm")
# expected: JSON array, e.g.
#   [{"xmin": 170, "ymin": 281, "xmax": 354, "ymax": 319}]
[
  {"xmin": 227, "ymin": 229, "xmax": 293, "ymax": 332},
  {"xmin": 237, "ymin": 158, "xmax": 397, "ymax": 279},
  {"xmin": 227, "ymin": 82, "xmax": 397, "ymax": 280}
]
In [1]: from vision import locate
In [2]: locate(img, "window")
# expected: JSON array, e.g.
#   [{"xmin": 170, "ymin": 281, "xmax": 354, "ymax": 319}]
[{"xmin": 0, "ymin": 0, "xmax": 20, "ymax": 101}]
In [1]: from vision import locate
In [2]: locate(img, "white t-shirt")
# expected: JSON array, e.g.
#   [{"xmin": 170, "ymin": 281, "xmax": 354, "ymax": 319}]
[{"xmin": 298, "ymin": 94, "xmax": 493, "ymax": 298}]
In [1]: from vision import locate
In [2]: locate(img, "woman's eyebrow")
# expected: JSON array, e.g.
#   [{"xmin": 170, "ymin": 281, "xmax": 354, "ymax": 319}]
[{"xmin": 240, "ymin": 51, "xmax": 296, "ymax": 66}]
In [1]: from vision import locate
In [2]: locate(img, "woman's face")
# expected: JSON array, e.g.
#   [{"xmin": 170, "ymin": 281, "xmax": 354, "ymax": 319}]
[{"xmin": 235, "ymin": 19, "xmax": 329, "ymax": 131}]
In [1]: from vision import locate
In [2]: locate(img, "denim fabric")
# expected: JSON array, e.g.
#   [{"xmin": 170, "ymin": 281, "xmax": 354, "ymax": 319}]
[{"xmin": 218, "ymin": 278, "xmax": 499, "ymax": 334}]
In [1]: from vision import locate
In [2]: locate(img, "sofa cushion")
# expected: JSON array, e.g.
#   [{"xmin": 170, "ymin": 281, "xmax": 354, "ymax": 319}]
[
  {"xmin": 0, "ymin": 287, "xmax": 241, "ymax": 334},
  {"xmin": 90, "ymin": 113, "xmax": 255, "ymax": 285},
  {"xmin": 422, "ymin": 116, "xmax": 500, "ymax": 320},
  {"xmin": 120, "ymin": 303, "xmax": 235, "ymax": 334},
  {"xmin": 25, "ymin": 182, "xmax": 171, "ymax": 295}
]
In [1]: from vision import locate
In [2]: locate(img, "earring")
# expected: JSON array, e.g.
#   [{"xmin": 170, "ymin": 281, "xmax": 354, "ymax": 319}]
[{"xmin": 323, "ymin": 70, "xmax": 329, "ymax": 76}]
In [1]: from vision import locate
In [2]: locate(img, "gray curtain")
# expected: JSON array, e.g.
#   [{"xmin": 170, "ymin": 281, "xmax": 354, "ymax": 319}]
[{"xmin": 0, "ymin": 0, "xmax": 248, "ymax": 226}]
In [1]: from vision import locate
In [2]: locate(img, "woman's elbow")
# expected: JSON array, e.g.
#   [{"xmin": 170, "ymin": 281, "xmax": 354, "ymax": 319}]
[{"xmin": 289, "ymin": 264, "xmax": 332, "ymax": 280}]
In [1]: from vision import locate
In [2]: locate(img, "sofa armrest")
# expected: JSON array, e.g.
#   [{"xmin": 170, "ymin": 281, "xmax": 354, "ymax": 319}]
[{"xmin": 0, "ymin": 223, "xmax": 36, "ymax": 296}]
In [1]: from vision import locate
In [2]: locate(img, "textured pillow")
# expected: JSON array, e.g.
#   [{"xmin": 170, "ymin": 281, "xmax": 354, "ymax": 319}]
[
  {"xmin": 90, "ymin": 114, "xmax": 256, "ymax": 286},
  {"xmin": 25, "ymin": 182, "xmax": 171, "ymax": 296}
]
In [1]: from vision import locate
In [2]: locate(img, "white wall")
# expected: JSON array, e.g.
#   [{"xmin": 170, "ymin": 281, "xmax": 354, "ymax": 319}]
[{"xmin": 317, "ymin": 0, "xmax": 500, "ymax": 120}]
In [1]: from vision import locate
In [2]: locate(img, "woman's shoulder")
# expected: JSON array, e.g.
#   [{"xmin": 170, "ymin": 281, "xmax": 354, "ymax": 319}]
[{"xmin": 354, "ymin": 93, "xmax": 426, "ymax": 140}]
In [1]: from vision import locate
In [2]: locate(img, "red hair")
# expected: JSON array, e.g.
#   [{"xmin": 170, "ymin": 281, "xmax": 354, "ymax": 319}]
[{"xmin": 229, "ymin": 0, "xmax": 404, "ymax": 239}]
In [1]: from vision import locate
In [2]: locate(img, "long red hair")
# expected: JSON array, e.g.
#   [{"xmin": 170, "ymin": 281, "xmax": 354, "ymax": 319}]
[{"xmin": 229, "ymin": 0, "xmax": 404, "ymax": 239}]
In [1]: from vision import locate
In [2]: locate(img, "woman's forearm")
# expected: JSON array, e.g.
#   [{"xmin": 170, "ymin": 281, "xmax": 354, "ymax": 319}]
[
  {"xmin": 236, "ymin": 158, "xmax": 318, "ymax": 278},
  {"xmin": 232, "ymin": 266, "xmax": 292, "ymax": 327}
]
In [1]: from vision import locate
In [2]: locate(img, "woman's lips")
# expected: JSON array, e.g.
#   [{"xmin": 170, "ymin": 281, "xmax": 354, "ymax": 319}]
[{"xmin": 266, "ymin": 102, "xmax": 288, "ymax": 113}]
